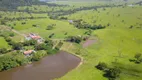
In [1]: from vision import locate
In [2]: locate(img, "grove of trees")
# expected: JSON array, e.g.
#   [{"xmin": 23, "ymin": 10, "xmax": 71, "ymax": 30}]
[{"xmin": 96, "ymin": 62, "xmax": 121, "ymax": 80}]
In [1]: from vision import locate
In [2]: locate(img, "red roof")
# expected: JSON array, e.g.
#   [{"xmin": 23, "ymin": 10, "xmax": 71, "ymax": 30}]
[{"xmin": 24, "ymin": 50, "xmax": 33, "ymax": 55}]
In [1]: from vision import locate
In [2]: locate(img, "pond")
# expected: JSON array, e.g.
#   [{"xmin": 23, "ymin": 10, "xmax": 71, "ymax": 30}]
[{"xmin": 0, "ymin": 51, "xmax": 81, "ymax": 80}]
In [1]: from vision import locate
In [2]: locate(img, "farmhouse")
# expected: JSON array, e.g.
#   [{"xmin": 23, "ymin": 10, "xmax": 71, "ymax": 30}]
[
  {"xmin": 23, "ymin": 50, "xmax": 35, "ymax": 56},
  {"xmin": 25, "ymin": 33, "xmax": 44, "ymax": 43}
]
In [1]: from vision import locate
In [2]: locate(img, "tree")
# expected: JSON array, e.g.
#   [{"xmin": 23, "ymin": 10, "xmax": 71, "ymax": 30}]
[
  {"xmin": 44, "ymin": 39, "xmax": 53, "ymax": 47},
  {"xmin": 134, "ymin": 53, "xmax": 142, "ymax": 64},
  {"xmin": 5, "ymin": 37, "xmax": 12, "ymax": 42},
  {"xmin": 46, "ymin": 25, "xmax": 54, "ymax": 30},
  {"xmin": 0, "ymin": 55, "xmax": 18, "ymax": 70},
  {"xmin": 14, "ymin": 54, "xmax": 29, "ymax": 65},
  {"xmin": 0, "ymin": 62, "xmax": 4, "ymax": 71},
  {"xmin": 12, "ymin": 42, "xmax": 23, "ymax": 50},
  {"xmin": 66, "ymin": 36, "xmax": 82, "ymax": 43},
  {"xmin": 32, "ymin": 52, "xmax": 46, "ymax": 61},
  {"xmin": 96, "ymin": 62, "xmax": 107, "ymax": 70},
  {"xmin": 49, "ymin": 33, "xmax": 55, "ymax": 38},
  {"xmin": 35, "ymin": 43, "xmax": 47, "ymax": 50},
  {"xmin": 105, "ymin": 67, "xmax": 121, "ymax": 79},
  {"xmin": 9, "ymin": 33, "xmax": 14, "ymax": 37},
  {"xmin": 135, "ymin": 53, "xmax": 141, "ymax": 60},
  {"xmin": 23, "ymin": 39, "xmax": 37, "ymax": 46}
]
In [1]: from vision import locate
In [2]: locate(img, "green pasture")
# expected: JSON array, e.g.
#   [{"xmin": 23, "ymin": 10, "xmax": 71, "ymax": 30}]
[
  {"xmin": 65, "ymin": 6, "xmax": 142, "ymax": 29},
  {"xmin": 57, "ymin": 5, "xmax": 142, "ymax": 80},
  {"xmin": 1, "ymin": 2, "xmax": 142, "ymax": 80},
  {"xmin": 0, "ymin": 37, "xmax": 9, "ymax": 48},
  {"xmin": 58, "ymin": 28, "xmax": 142, "ymax": 80},
  {"xmin": 8, "ymin": 18, "xmax": 87, "ymax": 39}
]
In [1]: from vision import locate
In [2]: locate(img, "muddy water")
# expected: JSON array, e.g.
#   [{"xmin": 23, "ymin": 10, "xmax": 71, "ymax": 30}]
[{"xmin": 0, "ymin": 51, "xmax": 81, "ymax": 80}]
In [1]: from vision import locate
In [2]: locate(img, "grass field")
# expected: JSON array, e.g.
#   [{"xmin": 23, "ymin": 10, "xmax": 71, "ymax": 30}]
[
  {"xmin": 0, "ymin": 37, "xmax": 9, "ymax": 48},
  {"xmin": 64, "ymin": 6, "xmax": 142, "ymax": 29},
  {"xmin": 58, "ymin": 29, "xmax": 142, "ymax": 80},
  {"xmin": 0, "ymin": 1, "xmax": 142, "ymax": 80},
  {"xmin": 56, "ymin": 5, "xmax": 142, "ymax": 80},
  {"xmin": 8, "ymin": 18, "xmax": 87, "ymax": 40}
]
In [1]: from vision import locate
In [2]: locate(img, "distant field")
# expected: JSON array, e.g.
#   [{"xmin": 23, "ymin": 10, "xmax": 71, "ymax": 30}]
[
  {"xmin": 0, "ymin": 37, "xmax": 9, "ymax": 48},
  {"xmin": 8, "ymin": 18, "xmax": 87, "ymax": 40},
  {"xmin": 64, "ymin": 6, "xmax": 142, "ymax": 29}
]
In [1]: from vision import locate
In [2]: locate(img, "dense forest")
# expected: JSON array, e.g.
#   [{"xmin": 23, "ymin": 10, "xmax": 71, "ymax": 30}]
[{"xmin": 0, "ymin": 0, "xmax": 66, "ymax": 10}]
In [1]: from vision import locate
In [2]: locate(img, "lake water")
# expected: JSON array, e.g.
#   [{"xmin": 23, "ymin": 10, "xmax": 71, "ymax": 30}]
[{"xmin": 0, "ymin": 51, "xmax": 81, "ymax": 80}]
